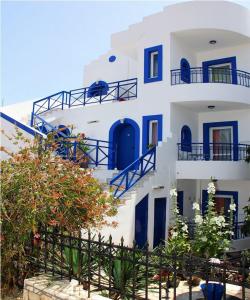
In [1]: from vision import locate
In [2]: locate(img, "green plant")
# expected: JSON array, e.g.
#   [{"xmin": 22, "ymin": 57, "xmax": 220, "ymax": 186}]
[
  {"xmin": 192, "ymin": 180, "xmax": 234, "ymax": 258},
  {"xmin": 1, "ymin": 130, "xmax": 117, "ymax": 294},
  {"xmin": 102, "ymin": 245, "xmax": 145, "ymax": 299},
  {"xmin": 166, "ymin": 188, "xmax": 191, "ymax": 257},
  {"xmin": 242, "ymin": 198, "xmax": 250, "ymax": 236}
]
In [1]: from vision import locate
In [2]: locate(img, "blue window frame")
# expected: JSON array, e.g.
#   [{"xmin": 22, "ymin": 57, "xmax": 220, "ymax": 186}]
[
  {"xmin": 142, "ymin": 115, "xmax": 163, "ymax": 153},
  {"xmin": 203, "ymin": 121, "xmax": 238, "ymax": 161},
  {"xmin": 202, "ymin": 56, "xmax": 237, "ymax": 84},
  {"xmin": 181, "ymin": 125, "xmax": 192, "ymax": 152},
  {"xmin": 144, "ymin": 45, "xmax": 163, "ymax": 83}
]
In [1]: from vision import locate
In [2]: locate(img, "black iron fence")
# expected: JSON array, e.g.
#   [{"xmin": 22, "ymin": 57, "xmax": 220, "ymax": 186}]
[
  {"xmin": 28, "ymin": 227, "xmax": 250, "ymax": 300},
  {"xmin": 177, "ymin": 143, "xmax": 250, "ymax": 161},
  {"xmin": 171, "ymin": 67, "xmax": 250, "ymax": 87}
]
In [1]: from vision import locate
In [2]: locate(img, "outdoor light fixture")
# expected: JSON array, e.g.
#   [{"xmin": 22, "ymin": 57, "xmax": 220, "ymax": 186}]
[
  {"xmin": 209, "ymin": 40, "xmax": 217, "ymax": 45},
  {"xmin": 208, "ymin": 105, "xmax": 215, "ymax": 110},
  {"xmin": 153, "ymin": 186, "xmax": 164, "ymax": 190},
  {"xmin": 87, "ymin": 120, "xmax": 99, "ymax": 124}
]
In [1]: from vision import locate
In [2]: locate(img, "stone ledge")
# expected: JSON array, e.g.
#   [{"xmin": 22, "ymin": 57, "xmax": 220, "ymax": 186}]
[{"xmin": 23, "ymin": 276, "xmax": 110, "ymax": 300}]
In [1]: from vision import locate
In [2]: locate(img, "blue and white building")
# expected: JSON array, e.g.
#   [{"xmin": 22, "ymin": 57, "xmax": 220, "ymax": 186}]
[{"xmin": 1, "ymin": 1, "xmax": 250, "ymax": 249}]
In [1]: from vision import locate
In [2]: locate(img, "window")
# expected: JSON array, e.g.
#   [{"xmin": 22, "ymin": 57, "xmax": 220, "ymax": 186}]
[
  {"xmin": 144, "ymin": 45, "xmax": 163, "ymax": 83},
  {"xmin": 150, "ymin": 52, "xmax": 159, "ymax": 78},
  {"xmin": 202, "ymin": 56, "xmax": 237, "ymax": 84},
  {"xmin": 142, "ymin": 115, "xmax": 163, "ymax": 153},
  {"xmin": 210, "ymin": 63, "xmax": 231, "ymax": 83},
  {"xmin": 210, "ymin": 127, "xmax": 233, "ymax": 160},
  {"xmin": 149, "ymin": 121, "xmax": 158, "ymax": 146}
]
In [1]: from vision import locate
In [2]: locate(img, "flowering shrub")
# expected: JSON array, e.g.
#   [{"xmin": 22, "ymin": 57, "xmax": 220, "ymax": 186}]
[
  {"xmin": 192, "ymin": 180, "xmax": 234, "ymax": 258},
  {"xmin": 1, "ymin": 131, "xmax": 117, "ymax": 293},
  {"xmin": 166, "ymin": 188, "xmax": 190, "ymax": 256}
]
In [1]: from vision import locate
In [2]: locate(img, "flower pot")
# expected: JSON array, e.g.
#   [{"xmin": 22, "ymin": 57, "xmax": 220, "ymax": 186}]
[
  {"xmin": 200, "ymin": 283, "xmax": 224, "ymax": 300},
  {"xmin": 187, "ymin": 276, "xmax": 201, "ymax": 286}
]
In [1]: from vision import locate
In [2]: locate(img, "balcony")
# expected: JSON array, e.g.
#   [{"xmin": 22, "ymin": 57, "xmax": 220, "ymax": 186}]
[
  {"xmin": 176, "ymin": 143, "xmax": 250, "ymax": 180},
  {"xmin": 177, "ymin": 143, "xmax": 249, "ymax": 161},
  {"xmin": 171, "ymin": 67, "xmax": 250, "ymax": 87}
]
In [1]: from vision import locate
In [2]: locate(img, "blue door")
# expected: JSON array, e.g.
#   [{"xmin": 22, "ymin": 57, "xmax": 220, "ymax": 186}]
[
  {"xmin": 115, "ymin": 124, "xmax": 135, "ymax": 170},
  {"xmin": 177, "ymin": 191, "xmax": 184, "ymax": 216},
  {"xmin": 153, "ymin": 197, "xmax": 166, "ymax": 248},
  {"xmin": 135, "ymin": 195, "xmax": 148, "ymax": 248}
]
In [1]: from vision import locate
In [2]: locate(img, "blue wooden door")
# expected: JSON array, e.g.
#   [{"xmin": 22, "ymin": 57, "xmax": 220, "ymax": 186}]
[
  {"xmin": 135, "ymin": 195, "xmax": 148, "ymax": 248},
  {"xmin": 153, "ymin": 197, "xmax": 166, "ymax": 248},
  {"xmin": 177, "ymin": 191, "xmax": 184, "ymax": 216},
  {"xmin": 116, "ymin": 124, "xmax": 135, "ymax": 170}
]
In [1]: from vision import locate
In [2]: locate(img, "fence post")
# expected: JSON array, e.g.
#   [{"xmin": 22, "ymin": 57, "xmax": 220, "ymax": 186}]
[
  {"xmin": 96, "ymin": 140, "xmax": 99, "ymax": 167},
  {"xmin": 87, "ymin": 230, "xmax": 91, "ymax": 298},
  {"xmin": 62, "ymin": 92, "xmax": 64, "ymax": 110},
  {"xmin": 108, "ymin": 235, "xmax": 113, "ymax": 299},
  {"xmin": 117, "ymin": 81, "xmax": 120, "ymax": 100}
]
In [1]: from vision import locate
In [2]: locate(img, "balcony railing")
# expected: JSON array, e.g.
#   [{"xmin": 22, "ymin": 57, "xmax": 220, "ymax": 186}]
[
  {"xmin": 56, "ymin": 137, "xmax": 113, "ymax": 167},
  {"xmin": 187, "ymin": 221, "xmax": 245, "ymax": 240},
  {"xmin": 171, "ymin": 67, "xmax": 250, "ymax": 87},
  {"xmin": 31, "ymin": 78, "xmax": 137, "ymax": 125},
  {"xmin": 177, "ymin": 143, "xmax": 249, "ymax": 161}
]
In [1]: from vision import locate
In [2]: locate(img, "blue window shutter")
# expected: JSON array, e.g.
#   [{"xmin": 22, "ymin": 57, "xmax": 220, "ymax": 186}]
[{"xmin": 180, "ymin": 58, "xmax": 191, "ymax": 83}]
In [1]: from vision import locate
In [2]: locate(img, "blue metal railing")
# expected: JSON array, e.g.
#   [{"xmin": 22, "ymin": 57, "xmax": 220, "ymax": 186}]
[
  {"xmin": 177, "ymin": 143, "xmax": 249, "ymax": 161},
  {"xmin": 110, "ymin": 146, "xmax": 156, "ymax": 198},
  {"xmin": 57, "ymin": 137, "xmax": 113, "ymax": 167},
  {"xmin": 31, "ymin": 78, "xmax": 138, "ymax": 126},
  {"xmin": 171, "ymin": 67, "xmax": 250, "ymax": 87}
]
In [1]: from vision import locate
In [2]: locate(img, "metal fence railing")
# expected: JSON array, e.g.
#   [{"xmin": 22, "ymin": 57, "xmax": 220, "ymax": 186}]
[
  {"xmin": 171, "ymin": 67, "xmax": 250, "ymax": 87},
  {"xmin": 28, "ymin": 227, "xmax": 250, "ymax": 300},
  {"xmin": 177, "ymin": 143, "xmax": 250, "ymax": 161}
]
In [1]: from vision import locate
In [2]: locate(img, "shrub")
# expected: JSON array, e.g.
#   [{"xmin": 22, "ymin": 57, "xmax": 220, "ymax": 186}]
[{"xmin": 1, "ymin": 131, "xmax": 117, "ymax": 293}]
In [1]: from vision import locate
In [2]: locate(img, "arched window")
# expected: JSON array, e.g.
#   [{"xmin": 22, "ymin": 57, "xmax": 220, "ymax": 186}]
[
  {"xmin": 180, "ymin": 58, "xmax": 191, "ymax": 83},
  {"xmin": 181, "ymin": 125, "xmax": 192, "ymax": 152},
  {"xmin": 87, "ymin": 81, "xmax": 109, "ymax": 98}
]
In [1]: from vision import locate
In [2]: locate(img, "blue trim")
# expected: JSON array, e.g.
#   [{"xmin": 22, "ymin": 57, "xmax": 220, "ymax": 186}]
[
  {"xmin": 109, "ymin": 55, "xmax": 116, "ymax": 62},
  {"xmin": 202, "ymin": 190, "xmax": 238, "ymax": 223},
  {"xmin": 0, "ymin": 112, "xmax": 42, "ymax": 137},
  {"xmin": 181, "ymin": 125, "xmax": 192, "ymax": 152},
  {"xmin": 202, "ymin": 56, "xmax": 237, "ymax": 84},
  {"xmin": 144, "ymin": 45, "xmax": 163, "ymax": 83},
  {"xmin": 203, "ymin": 121, "xmax": 238, "ymax": 161},
  {"xmin": 135, "ymin": 194, "xmax": 148, "ymax": 248},
  {"xmin": 142, "ymin": 114, "xmax": 163, "ymax": 153},
  {"xmin": 153, "ymin": 197, "xmax": 167, "ymax": 248},
  {"xmin": 108, "ymin": 118, "xmax": 140, "ymax": 170},
  {"xmin": 180, "ymin": 58, "xmax": 191, "ymax": 83}
]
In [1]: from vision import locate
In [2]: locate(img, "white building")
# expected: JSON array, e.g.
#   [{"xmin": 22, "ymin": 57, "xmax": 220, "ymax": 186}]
[{"xmin": 1, "ymin": 1, "xmax": 250, "ymax": 249}]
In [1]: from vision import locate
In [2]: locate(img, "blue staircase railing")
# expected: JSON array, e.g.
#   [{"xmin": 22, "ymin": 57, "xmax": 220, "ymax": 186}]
[
  {"xmin": 110, "ymin": 146, "xmax": 156, "ymax": 198},
  {"xmin": 31, "ymin": 78, "xmax": 137, "ymax": 126},
  {"xmin": 57, "ymin": 137, "xmax": 113, "ymax": 167}
]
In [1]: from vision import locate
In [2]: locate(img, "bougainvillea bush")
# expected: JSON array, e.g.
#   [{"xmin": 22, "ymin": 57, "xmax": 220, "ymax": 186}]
[{"xmin": 1, "ymin": 131, "xmax": 117, "ymax": 293}]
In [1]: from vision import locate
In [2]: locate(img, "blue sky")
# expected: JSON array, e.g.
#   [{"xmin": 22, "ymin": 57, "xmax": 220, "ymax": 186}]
[{"xmin": 1, "ymin": 0, "xmax": 250, "ymax": 105}]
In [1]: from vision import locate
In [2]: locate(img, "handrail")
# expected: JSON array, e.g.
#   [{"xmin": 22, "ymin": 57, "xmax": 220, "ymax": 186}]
[
  {"xmin": 171, "ymin": 67, "xmax": 250, "ymax": 87},
  {"xmin": 31, "ymin": 78, "xmax": 138, "ymax": 125},
  {"xmin": 110, "ymin": 146, "xmax": 156, "ymax": 198},
  {"xmin": 57, "ymin": 138, "xmax": 113, "ymax": 167},
  {"xmin": 177, "ymin": 142, "xmax": 249, "ymax": 161}
]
